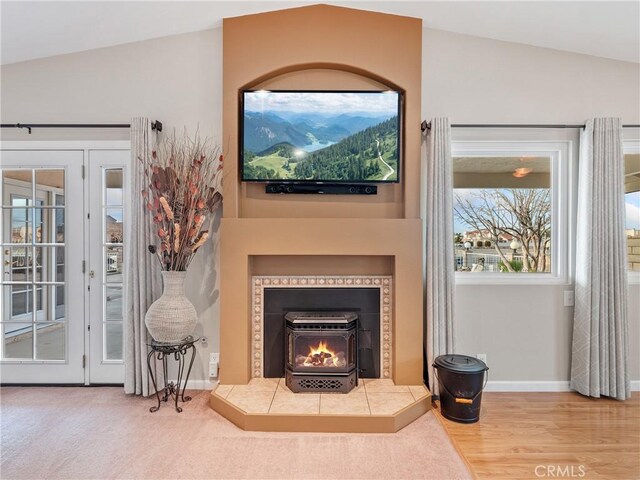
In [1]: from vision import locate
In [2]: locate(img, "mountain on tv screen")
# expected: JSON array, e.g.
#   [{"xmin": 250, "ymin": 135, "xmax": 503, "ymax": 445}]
[{"xmin": 241, "ymin": 90, "xmax": 401, "ymax": 183}]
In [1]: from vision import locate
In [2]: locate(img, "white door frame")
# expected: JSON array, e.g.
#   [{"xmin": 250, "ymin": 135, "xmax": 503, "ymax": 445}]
[{"xmin": 0, "ymin": 141, "xmax": 130, "ymax": 385}]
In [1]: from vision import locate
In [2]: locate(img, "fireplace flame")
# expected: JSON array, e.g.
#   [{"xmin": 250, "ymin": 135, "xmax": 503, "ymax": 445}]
[
  {"xmin": 304, "ymin": 340, "xmax": 339, "ymax": 367},
  {"xmin": 308, "ymin": 340, "xmax": 335, "ymax": 357}
]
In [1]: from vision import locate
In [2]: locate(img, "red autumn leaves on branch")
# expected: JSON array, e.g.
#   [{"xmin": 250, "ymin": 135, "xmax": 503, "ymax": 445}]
[{"xmin": 140, "ymin": 131, "xmax": 223, "ymax": 271}]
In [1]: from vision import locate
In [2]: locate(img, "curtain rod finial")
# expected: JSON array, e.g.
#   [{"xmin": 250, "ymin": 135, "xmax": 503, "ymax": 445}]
[
  {"xmin": 421, "ymin": 120, "xmax": 431, "ymax": 133},
  {"xmin": 151, "ymin": 120, "xmax": 163, "ymax": 133}
]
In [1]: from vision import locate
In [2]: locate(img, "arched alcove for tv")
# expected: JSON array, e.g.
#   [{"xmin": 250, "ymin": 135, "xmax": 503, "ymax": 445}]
[{"xmin": 241, "ymin": 62, "xmax": 406, "ymax": 93}]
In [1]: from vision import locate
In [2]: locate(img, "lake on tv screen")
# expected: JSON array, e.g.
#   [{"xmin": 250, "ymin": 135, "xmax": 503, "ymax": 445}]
[{"xmin": 243, "ymin": 91, "xmax": 399, "ymax": 182}]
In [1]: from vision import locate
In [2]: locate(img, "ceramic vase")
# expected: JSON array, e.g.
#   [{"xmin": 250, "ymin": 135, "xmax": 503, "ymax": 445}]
[{"xmin": 145, "ymin": 271, "xmax": 197, "ymax": 343}]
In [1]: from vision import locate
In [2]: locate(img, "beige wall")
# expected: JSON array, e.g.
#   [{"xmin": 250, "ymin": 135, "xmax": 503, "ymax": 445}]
[{"xmin": 1, "ymin": 21, "xmax": 638, "ymax": 386}]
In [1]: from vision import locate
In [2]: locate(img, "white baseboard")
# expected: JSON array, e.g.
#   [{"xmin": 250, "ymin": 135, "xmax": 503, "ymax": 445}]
[
  {"xmin": 485, "ymin": 380, "xmax": 640, "ymax": 392},
  {"xmin": 182, "ymin": 379, "xmax": 640, "ymax": 392},
  {"xmin": 485, "ymin": 381, "xmax": 571, "ymax": 392},
  {"xmin": 183, "ymin": 379, "xmax": 217, "ymax": 390}
]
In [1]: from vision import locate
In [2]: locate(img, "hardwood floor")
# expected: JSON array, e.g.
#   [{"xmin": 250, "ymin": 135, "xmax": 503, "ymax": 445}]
[{"xmin": 434, "ymin": 391, "xmax": 640, "ymax": 480}]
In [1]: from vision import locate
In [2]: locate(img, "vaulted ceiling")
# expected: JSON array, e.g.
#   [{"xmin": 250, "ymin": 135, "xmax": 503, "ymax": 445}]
[{"xmin": 1, "ymin": 1, "xmax": 638, "ymax": 66}]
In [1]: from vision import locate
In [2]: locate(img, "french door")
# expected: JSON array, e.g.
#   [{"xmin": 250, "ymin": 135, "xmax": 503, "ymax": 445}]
[
  {"xmin": 87, "ymin": 149, "xmax": 129, "ymax": 384},
  {"xmin": 0, "ymin": 144, "xmax": 129, "ymax": 384}
]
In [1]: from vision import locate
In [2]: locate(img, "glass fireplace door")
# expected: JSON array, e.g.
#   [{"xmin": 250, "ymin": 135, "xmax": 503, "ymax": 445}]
[{"xmin": 292, "ymin": 334, "xmax": 350, "ymax": 370}]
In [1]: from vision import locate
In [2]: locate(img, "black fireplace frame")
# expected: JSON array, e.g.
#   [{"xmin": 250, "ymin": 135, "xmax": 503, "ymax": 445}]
[
  {"xmin": 262, "ymin": 287, "xmax": 381, "ymax": 379},
  {"xmin": 284, "ymin": 311, "xmax": 359, "ymax": 393}
]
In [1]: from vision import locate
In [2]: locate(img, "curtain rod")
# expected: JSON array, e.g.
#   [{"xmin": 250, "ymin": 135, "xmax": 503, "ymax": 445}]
[
  {"xmin": 420, "ymin": 121, "xmax": 640, "ymax": 133},
  {"xmin": 0, "ymin": 121, "xmax": 163, "ymax": 135}
]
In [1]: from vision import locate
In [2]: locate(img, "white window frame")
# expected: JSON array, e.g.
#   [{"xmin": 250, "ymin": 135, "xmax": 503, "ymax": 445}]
[
  {"xmin": 624, "ymin": 139, "xmax": 640, "ymax": 285},
  {"xmin": 451, "ymin": 140, "xmax": 572, "ymax": 285}
]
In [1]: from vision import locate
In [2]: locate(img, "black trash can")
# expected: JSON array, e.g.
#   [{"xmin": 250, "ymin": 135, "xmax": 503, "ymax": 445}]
[{"xmin": 433, "ymin": 354, "xmax": 488, "ymax": 423}]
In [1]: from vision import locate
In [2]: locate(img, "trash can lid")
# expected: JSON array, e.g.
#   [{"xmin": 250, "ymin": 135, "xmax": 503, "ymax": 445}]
[{"xmin": 433, "ymin": 354, "xmax": 488, "ymax": 374}]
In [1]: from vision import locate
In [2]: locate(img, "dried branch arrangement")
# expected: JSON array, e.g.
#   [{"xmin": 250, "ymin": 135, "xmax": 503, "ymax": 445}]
[{"xmin": 140, "ymin": 130, "xmax": 223, "ymax": 271}]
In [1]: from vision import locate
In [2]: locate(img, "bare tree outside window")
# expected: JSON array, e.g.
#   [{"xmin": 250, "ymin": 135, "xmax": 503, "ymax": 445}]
[{"xmin": 454, "ymin": 189, "xmax": 551, "ymax": 272}]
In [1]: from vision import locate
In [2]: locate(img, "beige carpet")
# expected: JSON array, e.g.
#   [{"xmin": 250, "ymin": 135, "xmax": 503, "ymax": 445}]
[{"xmin": 0, "ymin": 387, "xmax": 471, "ymax": 480}]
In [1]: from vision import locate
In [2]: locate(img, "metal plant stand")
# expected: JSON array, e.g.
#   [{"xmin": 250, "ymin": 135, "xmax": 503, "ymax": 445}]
[{"xmin": 146, "ymin": 336, "xmax": 198, "ymax": 413}]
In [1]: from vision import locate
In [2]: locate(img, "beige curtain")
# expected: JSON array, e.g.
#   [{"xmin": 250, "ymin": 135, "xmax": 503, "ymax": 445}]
[
  {"xmin": 571, "ymin": 118, "xmax": 630, "ymax": 400},
  {"xmin": 424, "ymin": 118, "xmax": 456, "ymax": 396},
  {"xmin": 124, "ymin": 117, "xmax": 162, "ymax": 396}
]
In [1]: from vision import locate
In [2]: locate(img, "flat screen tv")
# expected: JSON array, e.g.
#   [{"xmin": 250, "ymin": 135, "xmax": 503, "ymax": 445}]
[{"xmin": 240, "ymin": 90, "xmax": 401, "ymax": 183}]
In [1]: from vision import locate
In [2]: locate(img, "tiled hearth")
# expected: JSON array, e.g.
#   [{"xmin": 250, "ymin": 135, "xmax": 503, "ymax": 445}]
[
  {"xmin": 215, "ymin": 378, "xmax": 428, "ymax": 414},
  {"xmin": 210, "ymin": 378, "xmax": 431, "ymax": 433}
]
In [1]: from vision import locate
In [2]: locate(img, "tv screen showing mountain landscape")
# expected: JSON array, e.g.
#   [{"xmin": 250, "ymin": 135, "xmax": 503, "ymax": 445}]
[{"xmin": 242, "ymin": 91, "xmax": 400, "ymax": 183}]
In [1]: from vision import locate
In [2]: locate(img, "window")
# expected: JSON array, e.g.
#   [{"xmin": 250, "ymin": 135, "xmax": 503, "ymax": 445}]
[
  {"xmin": 624, "ymin": 140, "xmax": 640, "ymax": 281},
  {"xmin": 451, "ymin": 141, "xmax": 570, "ymax": 284}
]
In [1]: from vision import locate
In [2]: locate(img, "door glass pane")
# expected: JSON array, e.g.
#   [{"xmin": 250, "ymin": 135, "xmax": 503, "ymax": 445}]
[
  {"xmin": 6, "ymin": 246, "xmax": 31, "ymax": 282},
  {"xmin": 35, "ymin": 287, "xmax": 43, "ymax": 321},
  {"xmin": 105, "ymin": 208, "xmax": 123, "ymax": 243},
  {"xmin": 36, "ymin": 170, "xmax": 64, "ymax": 205},
  {"xmin": 105, "ymin": 169, "xmax": 123, "ymax": 206},
  {"xmin": 33, "ymin": 202, "xmax": 45, "ymax": 243},
  {"xmin": 56, "ymin": 247, "xmax": 65, "ymax": 282},
  {"xmin": 35, "ymin": 285, "xmax": 61, "ymax": 322},
  {"xmin": 54, "ymin": 208, "xmax": 65, "ymax": 242},
  {"xmin": 9, "ymin": 202, "xmax": 31, "ymax": 243},
  {"xmin": 105, "ymin": 322, "xmax": 123, "ymax": 360},
  {"xmin": 102, "ymin": 167, "xmax": 125, "ymax": 363},
  {"xmin": 5, "ymin": 284, "xmax": 32, "ymax": 319},
  {"xmin": 3, "ymin": 323, "xmax": 33, "ymax": 359},
  {"xmin": 3, "ymin": 170, "xmax": 32, "ymax": 203},
  {"xmin": 105, "ymin": 286, "xmax": 123, "ymax": 321},
  {"xmin": 33, "ymin": 246, "xmax": 47, "ymax": 282},
  {"xmin": 35, "ymin": 323, "xmax": 65, "ymax": 360},
  {"xmin": 105, "ymin": 246, "xmax": 123, "ymax": 282},
  {"xmin": 55, "ymin": 285, "xmax": 65, "ymax": 321},
  {"xmin": 33, "ymin": 246, "xmax": 61, "ymax": 283}
]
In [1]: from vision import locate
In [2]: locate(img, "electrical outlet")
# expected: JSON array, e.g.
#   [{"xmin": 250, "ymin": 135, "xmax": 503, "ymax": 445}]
[
  {"xmin": 209, "ymin": 353, "xmax": 220, "ymax": 378},
  {"xmin": 564, "ymin": 290, "xmax": 575, "ymax": 307},
  {"xmin": 476, "ymin": 353, "xmax": 487, "ymax": 364},
  {"xmin": 209, "ymin": 362, "xmax": 219, "ymax": 378}
]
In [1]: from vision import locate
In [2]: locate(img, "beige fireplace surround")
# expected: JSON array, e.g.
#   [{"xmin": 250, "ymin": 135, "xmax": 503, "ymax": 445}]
[{"xmin": 212, "ymin": 5, "xmax": 427, "ymax": 432}]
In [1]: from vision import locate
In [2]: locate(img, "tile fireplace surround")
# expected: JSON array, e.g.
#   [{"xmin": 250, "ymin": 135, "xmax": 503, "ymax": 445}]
[{"xmin": 251, "ymin": 275, "xmax": 393, "ymax": 380}]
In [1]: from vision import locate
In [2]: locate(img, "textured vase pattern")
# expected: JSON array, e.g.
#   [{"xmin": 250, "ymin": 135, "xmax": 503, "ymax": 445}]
[{"xmin": 145, "ymin": 271, "xmax": 197, "ymax": 343}]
